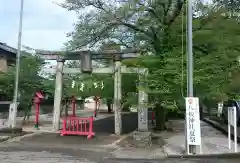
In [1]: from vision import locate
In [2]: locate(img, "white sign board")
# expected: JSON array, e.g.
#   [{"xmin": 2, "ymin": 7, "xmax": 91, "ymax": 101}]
[
  {"xmin": 228, "ymin": 106, "xmax": 237, "ymax": 152},
  {"xmin": 186, "ymin": 97, "xmax": 201, "ymax": 146},
  {"xmin": 228, "ymin": 107, "xmax": 236, "ymax": 126}
]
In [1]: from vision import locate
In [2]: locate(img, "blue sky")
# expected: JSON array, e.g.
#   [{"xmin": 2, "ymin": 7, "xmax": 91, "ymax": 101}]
[{"xmin": 0, "ymin": 0, "xmax": 77, "ymax": 51}]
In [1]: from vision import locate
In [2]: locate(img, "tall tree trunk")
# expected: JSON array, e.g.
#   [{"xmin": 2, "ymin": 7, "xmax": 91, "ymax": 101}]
[
  {"xmin": 107, "ymin": 98, "xmax": 112, "ymax": 113},
  {"xmin": 107, "ymin": 103, "xmax": 112, "ymax": 113},
  {"xmin": 60, "ymin": 99, "xmax": 68, "ymax": 117},
  {"xmin": 155, "ymin": 102, "xmax": 166, "ymax": 131},
  {"xmin": 23, "ymin": 102, "xmax": 31, "ymax": 123}
]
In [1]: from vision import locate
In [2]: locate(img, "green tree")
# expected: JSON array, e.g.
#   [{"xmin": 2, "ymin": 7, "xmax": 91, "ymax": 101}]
[
  {"xmin": 213, "ymin": 0, "xmax": 240, "ymax": 14},
  {"xmin": 0, "ymin": 52, "xmax": 53, "ymax": 120},
  {"xmin": 61, "ymin": 0, "xmax": 240, "ymax": 131},
  {"xmin": 61, "ymin": 0, "xmax": 188, "ymax": 130}
]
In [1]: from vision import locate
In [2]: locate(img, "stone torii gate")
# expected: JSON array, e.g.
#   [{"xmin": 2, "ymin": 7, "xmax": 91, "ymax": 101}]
[{"xmin": 37, "ymin": 50, "xmax": 148, "ymax": 135}]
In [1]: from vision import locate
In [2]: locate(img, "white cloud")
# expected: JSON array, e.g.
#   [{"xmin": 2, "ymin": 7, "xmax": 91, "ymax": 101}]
[
  {"xmin": 22, "ymin": 29, "xmax": 70, "ymax": 50},
  {"xmin": 0, "ymin": 0, "xmax": 77, "ymax": 50}
]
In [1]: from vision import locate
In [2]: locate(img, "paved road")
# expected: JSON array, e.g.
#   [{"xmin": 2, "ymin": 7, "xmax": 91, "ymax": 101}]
[
  {"xmin": 0, "ymin": 148, "xmax": 239, "ymax": 163},
  {"xmin": 0, "ymin": 114, "xmax": 239, "ymax": 162},
  {"xmin": 0, "ymin": 143, "xmax": 114, "ymax": 163},
  {"xmin": 0, "ymin": 142, "xmax": 239, "ymax": 163},
  {"xmin": 0, "ymin": 112, "xmax": 138, "ymax": 163},
  {"xmin": 0, "ymin": 151, "xmax": 94, "ymax": 163},
  {"xmin": 0, "ymin": 122, "xmax": 239, "ymax": 163},
  {"xmin": 105, "ymin": 158, "xmax": 240, "ymax": 163},
  {"xmin": 204, "ymin": 118, "xmax": 240, "ymax": 143}
]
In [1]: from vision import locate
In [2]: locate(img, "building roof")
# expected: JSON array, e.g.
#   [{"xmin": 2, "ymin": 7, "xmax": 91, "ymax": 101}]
[{"xmin": 0, "ymin": 42, "xmax": 17, "ymax": 55}]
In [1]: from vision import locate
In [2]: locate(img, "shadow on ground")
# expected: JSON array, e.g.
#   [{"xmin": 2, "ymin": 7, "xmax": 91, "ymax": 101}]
[
  {"xmin": 19, "ymin": 132, "xmax": 120, "ymax": 146},
  {"xmin": 93, "ymin": 112, "xmax": 138, "ymax": 135}
]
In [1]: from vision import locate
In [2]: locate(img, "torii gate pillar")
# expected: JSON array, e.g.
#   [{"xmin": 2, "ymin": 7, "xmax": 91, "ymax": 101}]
[
  {"xmin": 114, "ymin": 61, "xmax": 122, "ymax": 135},
  {"xmin": 52, "ymin": 59, "xmax": 64, "ymax": 131}
]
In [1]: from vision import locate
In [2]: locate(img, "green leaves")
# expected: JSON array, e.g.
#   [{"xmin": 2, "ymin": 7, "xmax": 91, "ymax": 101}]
[
  {"xmin": 61, "ymin": 0, "xmax": 240, "ymax": 111},
  {"xmin": 0, "ymin": 52, "xmax": 51, "ymax": 110},
  {"xmin": 62, "ymin": 0, "xmax": 185, "ymax": 53}
]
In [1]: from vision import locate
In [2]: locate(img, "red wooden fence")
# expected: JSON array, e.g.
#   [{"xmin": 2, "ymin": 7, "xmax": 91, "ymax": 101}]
[{"xmin": 60, "ymin": 116, "xmax": 95, "ymax": 139}]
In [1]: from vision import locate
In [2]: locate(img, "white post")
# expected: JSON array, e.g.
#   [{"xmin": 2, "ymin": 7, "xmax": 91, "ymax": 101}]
[
  {"xmin": 9, "ymin": 0, "xmax": 24, "ymax": 128},
  {"xmin": 228, "ymin": 107, "xmax": 231, "ymax": 149},
  {"xmin": 233, "ymin": 106, "xmax": 237, "ymax": 152},
  {"xmin": 52, "ymin": 60, "xmax": 64, "ymax": 131},
  {"xmin": 114, "ymin": 61, "xmax": 122, "ymax": 135},
  {"xmin": 228, "ymin": 106, "xmax": 237, "ymax": 152}
]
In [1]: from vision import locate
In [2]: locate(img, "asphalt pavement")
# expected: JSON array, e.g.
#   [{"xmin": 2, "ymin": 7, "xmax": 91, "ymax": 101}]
[
  {"xmin": 0, "ymin": 147, "xmax": 239, "ymax": 163},
  {"xmin": 0, "ymin": 111, "xmax": 239, "ymax": 162}
]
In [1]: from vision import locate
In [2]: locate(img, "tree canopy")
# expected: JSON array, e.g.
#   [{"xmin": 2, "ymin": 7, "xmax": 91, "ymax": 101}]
[
  {"xmin": 0, "ymin": 52, "xmax": 48, "ymax": 110},
  {"xmin": 61, "ymin": 0, "xmax": 240, "ymax": 102},
  {"xmin": 59, "ymin": 0, "xmax": 240, "ymax": 130}
]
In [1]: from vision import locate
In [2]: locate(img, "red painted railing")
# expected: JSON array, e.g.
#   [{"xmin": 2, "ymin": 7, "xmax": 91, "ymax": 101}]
[{"xmin": 60, "ymin": 116, "xmax": 95, "ymax": 139}]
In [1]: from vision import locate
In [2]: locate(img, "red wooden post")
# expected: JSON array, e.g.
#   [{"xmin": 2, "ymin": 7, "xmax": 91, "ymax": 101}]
[
  {"xmin": 34, "ymin": 91, "xmax": 44, "ymax": 129},
  {"xmin": 36, "ymin": 101, "xmax": 40, "ymax": 126},
  {"xmin": 34, "ymin": 97, "xmax": 40, "ymax": 129},
  {"xmin": 87, "ymin": 116, "xmax": 94, "ymax": 139}
]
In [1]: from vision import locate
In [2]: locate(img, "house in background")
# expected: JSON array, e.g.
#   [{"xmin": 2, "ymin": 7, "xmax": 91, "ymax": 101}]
[
  {"xmin": 0, "ymin": 42, "xmax": 16, "ymax": 72},
  {"xmin": 0, "ymin": 42, "xmax": 16, "ymax": 103}
]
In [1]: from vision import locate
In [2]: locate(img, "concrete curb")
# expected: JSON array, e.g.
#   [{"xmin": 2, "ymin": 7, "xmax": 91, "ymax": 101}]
[
  {"xmin": 104, "ymin": 157, "xmax": 167, "ymax": 161},
  {"xmin": 168, "ymin": 152, "xmax": 240, "ymax": 158},
  {"xmin": 203, "ymin": 118, "xmax": 240, "ymax": 143},
  {"xmin": 107, "ymin": 134, "xmax": 130, "ymax": 148},
  {"xmin": 162, "ymin": 144, "xmax": 185, "ymax": 157},
  {"xmin": 0, "ymin": 127, "xmax": 22, "ymax": 133},
  {"xmin": 0, "ymin": 132, "xmax": 41, "ymax": 144}
]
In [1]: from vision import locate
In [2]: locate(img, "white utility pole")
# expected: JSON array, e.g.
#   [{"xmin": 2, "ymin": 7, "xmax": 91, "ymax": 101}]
[{"xmin": 9, "ymin": 0, "xmax": 24, "ymax": 128}]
